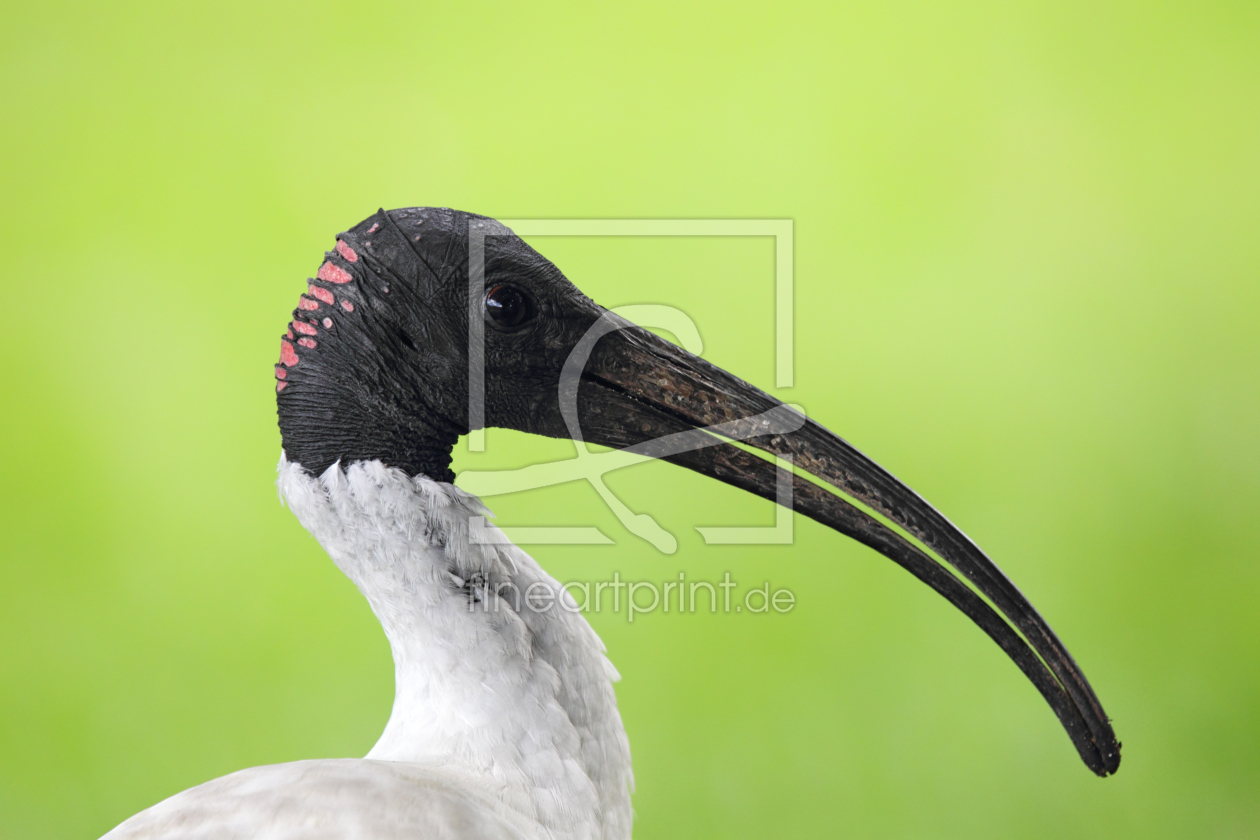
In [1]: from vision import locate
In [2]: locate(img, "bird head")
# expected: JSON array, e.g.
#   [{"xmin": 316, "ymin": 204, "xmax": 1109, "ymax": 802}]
[{"xmin": 275, "ymin": 206, "xmax": 1121, "ymax": 778}]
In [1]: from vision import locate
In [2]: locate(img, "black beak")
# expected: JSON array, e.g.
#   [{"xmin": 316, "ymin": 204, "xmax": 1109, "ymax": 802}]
[{"xmin": 565, "ymin": 311, "xmax": 1120, "ymax": 777}]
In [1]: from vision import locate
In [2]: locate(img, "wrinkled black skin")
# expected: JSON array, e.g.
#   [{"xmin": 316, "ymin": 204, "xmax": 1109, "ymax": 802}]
[{"xmin": 277, "ymin": 207, "xmax": 603, "ymax": 481}]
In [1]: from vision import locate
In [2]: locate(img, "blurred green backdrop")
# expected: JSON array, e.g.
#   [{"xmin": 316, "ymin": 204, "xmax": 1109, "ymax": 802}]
[{"xmin": 2, "ymin": 1, "xmax": 1258, "ymax": 837}]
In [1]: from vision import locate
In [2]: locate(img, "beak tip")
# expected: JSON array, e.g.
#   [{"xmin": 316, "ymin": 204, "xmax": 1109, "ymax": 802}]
[{"xmin": 1084, "ymin": 733, "xmax": 1122, "ymax": 777}]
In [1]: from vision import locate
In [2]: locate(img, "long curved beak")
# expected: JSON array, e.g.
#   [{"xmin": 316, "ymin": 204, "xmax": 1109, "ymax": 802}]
[{"xmin": 567, "ymin": 312, "xmax": 1121, "ymax": 777}]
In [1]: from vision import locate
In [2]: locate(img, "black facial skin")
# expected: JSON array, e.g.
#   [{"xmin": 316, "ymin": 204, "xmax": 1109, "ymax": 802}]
[
  {"xmin": 276, "ymin": 207, "xmax": 1121, "ymax": 778},
  {"xmin": 277, "ymin": 207, "xmax": 604, "ymax": 481}
]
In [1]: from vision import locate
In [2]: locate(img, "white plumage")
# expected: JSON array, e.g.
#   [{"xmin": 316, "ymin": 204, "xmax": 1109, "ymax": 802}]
[
  {"xmin": 103, "ymin": 456, "xmax": 633, "ymax": 840},
  {"xmin": 98, "ymin": 760, "xmax": 535, "ymax": 839}
]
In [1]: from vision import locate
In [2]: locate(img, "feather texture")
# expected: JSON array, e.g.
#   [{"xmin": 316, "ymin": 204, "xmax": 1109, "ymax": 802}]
[{"xmin": 102, "ymin": 457, "xmax": 632, "ymax": 840}]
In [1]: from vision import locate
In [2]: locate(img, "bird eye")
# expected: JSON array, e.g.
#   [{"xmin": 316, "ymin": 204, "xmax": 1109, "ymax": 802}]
[{"xmin": 484, "ymin": 285, "xmax": 532, "ymax": 329}]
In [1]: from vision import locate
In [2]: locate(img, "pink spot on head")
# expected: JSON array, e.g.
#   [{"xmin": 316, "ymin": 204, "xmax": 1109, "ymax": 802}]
[
  {"xmin": 322, "ymin": 317, "xmax": 333, "ymax": 328},
  {"xmin": 298, "ymin": 296, "xmax": 320, "ymax": 310},
  {"xmin": 367, "ymin": 223, "xmax": 380, "ymax": 234},
  {"xmin": 277, "ymin": 381, "xmax": 287, "ymax": 392},
  {"xmin": 341, "ymin": 300, "xmax": 355, "ymax": 312},
  {"xmin": 280, "ymin": 339, "xmax": 298, "ymax": 366},
  {"xmin": 292, "ymin": 320, "xmax": 317, "ymax": 336},
  {"xmin": 274, "ymin": 365, "xmax": 287, "ymax": 380},
  {"xmin": 318, "ymin": 261, "xmax": 352, "ymax": 284},
  {"xmin": 308, "ymin": 284, "xmax": 335, "ymax": 305},
  {"xmin": 298, "ymin": 337, "xmax": 317, "ymax": 349},
  {"xmin": 335, "ymin": 240, "xmax": 359, "ymax": 262}
]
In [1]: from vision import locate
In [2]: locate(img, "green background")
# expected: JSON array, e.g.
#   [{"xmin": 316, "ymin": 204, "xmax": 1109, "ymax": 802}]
[{"xmin": 3, "ymin": 2, "xmax": 1258, "ymax": 837}]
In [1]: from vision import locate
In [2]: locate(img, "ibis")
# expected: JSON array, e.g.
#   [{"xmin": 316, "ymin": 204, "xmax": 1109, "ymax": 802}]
[{"xmin": 103, "ymin": 207, "xmax": 1120, "ymax": 839}]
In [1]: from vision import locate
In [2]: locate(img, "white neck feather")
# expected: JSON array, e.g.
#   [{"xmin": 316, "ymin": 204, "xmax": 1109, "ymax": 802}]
[{"xmin": 278, "ymin": 456, "xmax": 633, "ymax": 840}]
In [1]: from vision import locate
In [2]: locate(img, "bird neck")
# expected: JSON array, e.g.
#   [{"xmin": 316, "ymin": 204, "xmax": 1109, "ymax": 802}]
[{"xmin": 278, "ymin": 456, "xmax": 633, "ymax": 840}]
